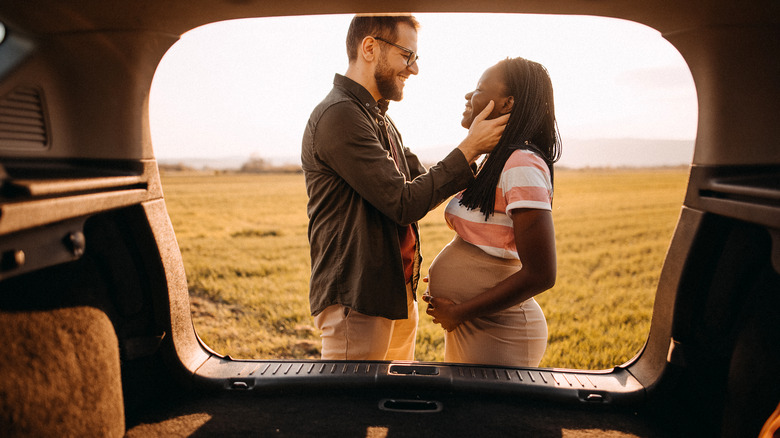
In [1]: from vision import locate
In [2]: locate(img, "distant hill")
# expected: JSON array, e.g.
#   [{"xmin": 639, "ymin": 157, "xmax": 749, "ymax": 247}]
[
  {"xmin": 414, "ymin": 138, "xmax": 695, "ymax": 169},
  {"xmin": 157, "ymin": 155, "xmax": 300, "ymax": 171},
  {"xmin": 157, "ymin": 156, "xmax": 247, "ymax": 170},
  {"xmin": 156, "ymin": 138, "xmax": 695, "ymax": 171},
  {"xmin": 555, "ymin": 138, "xmax": 694, "ymax": 168}
]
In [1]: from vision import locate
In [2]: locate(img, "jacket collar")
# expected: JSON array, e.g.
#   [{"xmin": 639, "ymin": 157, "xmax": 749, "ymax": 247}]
[{"xmin": 333, "ymin": 73, "xmax": 390, "ymax": 117}]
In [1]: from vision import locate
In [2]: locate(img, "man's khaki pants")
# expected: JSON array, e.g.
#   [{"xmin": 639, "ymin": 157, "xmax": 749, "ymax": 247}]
[{"xmin": 314, "ymin": 284, "xmax": 418, "ymax": 361}]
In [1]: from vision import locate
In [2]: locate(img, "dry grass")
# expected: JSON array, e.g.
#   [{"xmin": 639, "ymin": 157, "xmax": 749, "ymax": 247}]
[{"xmin": 161, "ymin": 167, "xmax": 688, "ymax": 369}]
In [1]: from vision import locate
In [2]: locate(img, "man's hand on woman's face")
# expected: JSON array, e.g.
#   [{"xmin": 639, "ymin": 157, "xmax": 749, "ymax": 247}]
[{"xmin": 457, "ymin": 100, "xmax": 510, "ymax": 163}]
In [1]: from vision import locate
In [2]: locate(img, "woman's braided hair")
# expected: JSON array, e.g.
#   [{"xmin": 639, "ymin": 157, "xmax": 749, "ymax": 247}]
[{"xmin": 459, "ymin": 57, "xmax": 562, "ymax": 220}]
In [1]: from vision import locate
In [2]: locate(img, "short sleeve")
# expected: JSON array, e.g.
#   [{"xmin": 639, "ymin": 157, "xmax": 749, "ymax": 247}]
[{"xmin": 500, "ymin": 150, "xmax": 553, "ymax": 214}]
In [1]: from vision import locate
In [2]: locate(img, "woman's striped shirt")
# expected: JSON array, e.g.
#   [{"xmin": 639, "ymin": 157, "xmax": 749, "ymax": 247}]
[{"xmin": 444, "ymin": 149, "xmax": 553, "ymax": 260}]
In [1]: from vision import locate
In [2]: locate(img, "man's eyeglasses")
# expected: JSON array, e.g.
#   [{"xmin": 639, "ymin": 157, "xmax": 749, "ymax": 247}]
[{"xmin": 373, "ymin": 36, "xmax": 419, "ymax": 66}]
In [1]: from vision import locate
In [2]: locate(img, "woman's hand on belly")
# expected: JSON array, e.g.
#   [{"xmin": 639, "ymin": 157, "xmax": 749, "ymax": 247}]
[{"xmin": 423, "ymin": 294, "xmax": 463, "ymax": 332}]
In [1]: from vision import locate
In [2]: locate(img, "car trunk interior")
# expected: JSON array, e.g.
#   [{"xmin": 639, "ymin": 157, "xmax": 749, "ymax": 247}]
[
  {"xmin": 0, "ymin": 200, "xmax": 777, "ymax": 436},
  {"xmin": 0, "ymin": 1, "xmax": 778, "ymax": 437}
]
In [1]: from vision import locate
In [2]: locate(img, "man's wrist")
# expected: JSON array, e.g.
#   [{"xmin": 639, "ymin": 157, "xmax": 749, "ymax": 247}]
[
  {"xmin": 456, "ymin": 141, "xmax": 480, "ymax": 164},
  {"xmin": 450, "ymin": 146, "xmax": 478, "ymax": 175}
]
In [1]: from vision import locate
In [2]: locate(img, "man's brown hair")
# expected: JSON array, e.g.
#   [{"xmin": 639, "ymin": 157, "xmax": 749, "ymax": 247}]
[{"xmin": 346, "ymin": 14, "xmax": 420, "ymax": 63}]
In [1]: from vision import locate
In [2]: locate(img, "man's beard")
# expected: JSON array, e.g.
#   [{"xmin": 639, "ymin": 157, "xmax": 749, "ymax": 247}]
[{"xmin": 374, "ymin": 55, "xmax": 403, "ymax": 101}]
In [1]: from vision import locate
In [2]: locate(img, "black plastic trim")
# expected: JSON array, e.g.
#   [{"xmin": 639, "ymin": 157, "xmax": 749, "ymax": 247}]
[
  {"xmin": 687, "ymin": 165, "xmax": 780, "ymax": 229},
  {"xmin": 192, "ymin": 358, "xmax": 645, "ymax": 406}
]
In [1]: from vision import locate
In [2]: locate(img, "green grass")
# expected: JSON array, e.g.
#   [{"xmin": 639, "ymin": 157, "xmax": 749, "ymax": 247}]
[{"xmin": 161, "ymin": 167, "xmax": 688, "ymax": 369}]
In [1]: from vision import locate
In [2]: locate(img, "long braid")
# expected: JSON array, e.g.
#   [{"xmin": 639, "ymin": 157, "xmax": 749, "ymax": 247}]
[{"xmin": 459, "ymin": 57, "xmax": 561, "ymax": 220}]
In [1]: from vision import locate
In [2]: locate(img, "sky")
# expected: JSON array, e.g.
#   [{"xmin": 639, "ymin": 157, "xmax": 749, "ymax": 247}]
[{"xmin": 149, "ymin": 13, "xmax": 698, "ymax": 168}]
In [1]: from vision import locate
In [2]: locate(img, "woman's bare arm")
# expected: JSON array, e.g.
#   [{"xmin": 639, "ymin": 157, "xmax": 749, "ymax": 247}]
[{"xmin": 424, "ymin": 208, "xmax": 556, "ymax": 331}]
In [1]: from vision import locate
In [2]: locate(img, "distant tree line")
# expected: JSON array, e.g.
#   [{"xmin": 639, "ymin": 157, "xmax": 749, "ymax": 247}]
[
  {"xmin": 239, "ymin": 155, "xmax": 302, "ymax": 174},
  {"xmin": 158, "ymin": 154, "xmax": 302, "ymax": 174},
  {"xmin": 158, "ymin": 162, "xmax": 196, "ymax": 173}
]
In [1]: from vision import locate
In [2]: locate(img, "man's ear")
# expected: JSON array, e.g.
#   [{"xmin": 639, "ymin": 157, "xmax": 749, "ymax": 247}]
[
  {"xmin": 360, "ymin": 36, "xmax": 377, "ymax": 62},
  {"xmin": 501, "ymin": 96, "xmax": 515, "ymax": 115}
]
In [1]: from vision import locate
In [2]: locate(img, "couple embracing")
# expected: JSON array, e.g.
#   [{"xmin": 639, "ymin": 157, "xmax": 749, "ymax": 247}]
[{"xmin": 301, "ymin": 14, "xmax": 561, "ymax": 367}]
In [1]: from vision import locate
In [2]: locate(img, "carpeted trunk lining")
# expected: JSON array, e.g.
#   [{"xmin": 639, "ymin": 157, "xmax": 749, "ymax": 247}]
[
  {"xmin": 0, "ymin": 307, "xmax": 124, "ymax": 437},
  {"xmin": 126, "ymin": 390, "xmax": 668, "ymax": 437}
]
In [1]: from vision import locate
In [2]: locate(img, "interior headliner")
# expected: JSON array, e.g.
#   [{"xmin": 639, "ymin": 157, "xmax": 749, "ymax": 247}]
[{"xmin": 2, "ymin": 0, "xmax": 778, "ymax": 36}]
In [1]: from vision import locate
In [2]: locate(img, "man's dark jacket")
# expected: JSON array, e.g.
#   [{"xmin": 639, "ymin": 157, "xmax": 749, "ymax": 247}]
[{"xmin": 302, "ymin": 74, "xmax": 474, "ymax": 319}]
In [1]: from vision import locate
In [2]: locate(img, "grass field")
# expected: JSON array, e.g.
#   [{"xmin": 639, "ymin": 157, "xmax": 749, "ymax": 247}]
[{"xmin": 161, "ymin": 167, "xmax": 688, "ymax": 370}]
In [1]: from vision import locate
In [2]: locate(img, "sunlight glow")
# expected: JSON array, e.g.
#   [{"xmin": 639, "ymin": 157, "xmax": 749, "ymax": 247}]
[{"xmin": 150, "ymin": 13, "xmax": 697, "ymax": 168}]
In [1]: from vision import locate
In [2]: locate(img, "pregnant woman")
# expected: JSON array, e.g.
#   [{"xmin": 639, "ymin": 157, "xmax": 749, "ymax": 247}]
[{"xmin": 423, "ymin": 57, "xmax": 561, "ymax": 367}]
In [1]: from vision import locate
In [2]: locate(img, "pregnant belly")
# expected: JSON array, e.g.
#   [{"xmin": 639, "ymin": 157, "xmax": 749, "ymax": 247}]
[{"xmin": 427, "ymin": 236, "xmax": 521, "ymax": 305}]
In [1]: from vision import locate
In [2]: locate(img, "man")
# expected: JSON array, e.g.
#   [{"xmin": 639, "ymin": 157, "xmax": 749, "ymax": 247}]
[{"xmin": 301, "ymin": 15, "xmax": 508, "ymax": 361}]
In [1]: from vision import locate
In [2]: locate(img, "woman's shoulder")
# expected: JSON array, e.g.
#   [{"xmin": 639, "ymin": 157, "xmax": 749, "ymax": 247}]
[{"xmin": 503, "ymin": 149, "xmax": 549, "ymax": 174}]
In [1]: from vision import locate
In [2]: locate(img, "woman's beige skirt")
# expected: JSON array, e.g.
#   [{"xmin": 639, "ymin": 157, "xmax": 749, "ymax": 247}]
[{"xmin": 427, "ymin": 235, "xmax": 547, "ymax": 367}]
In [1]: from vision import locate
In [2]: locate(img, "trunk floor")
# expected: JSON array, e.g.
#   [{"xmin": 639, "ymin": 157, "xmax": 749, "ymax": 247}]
[{"xmin": 125, "ymin": 390, "xmax": 673, "ymax": 437}]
